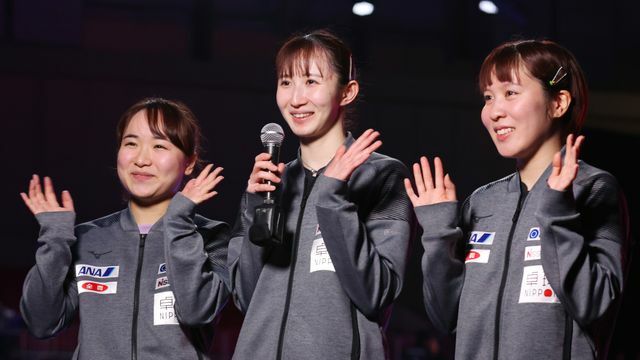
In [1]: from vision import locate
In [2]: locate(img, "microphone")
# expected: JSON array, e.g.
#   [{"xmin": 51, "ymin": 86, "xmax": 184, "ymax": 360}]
[{"xmin": 249, "ymin": 123, "xmax": 285, "ymax": 246}]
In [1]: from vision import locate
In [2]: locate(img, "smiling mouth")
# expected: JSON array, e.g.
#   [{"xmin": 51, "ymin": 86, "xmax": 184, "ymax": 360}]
[
  {"xmin": 131, "ymin": 173, "xmax": 153, "ymax": 180},
  {"xmin": 291, "ymin": 112, "xmax": 313, "ymax": 119},
  {"xmin": 496, "ymin": 127, "xmax": 514, "ymax": 135}
]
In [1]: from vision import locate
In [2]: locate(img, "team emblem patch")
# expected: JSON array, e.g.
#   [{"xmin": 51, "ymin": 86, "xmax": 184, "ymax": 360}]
[
  {"xmin": 518, "ymin": 265, "xmax": 560, "ymax": 304},
  {"xmin": 154, "ymin": 291, "xmax": 178, "ymax": 325}
]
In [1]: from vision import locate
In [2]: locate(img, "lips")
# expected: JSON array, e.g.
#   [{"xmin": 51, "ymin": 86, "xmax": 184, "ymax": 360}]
[
  {"xmin": 290, "ymin": 112, "xmax": 314, "ymax": 123},
  {"xmin": 131, "ymin": 172, "xmax": 154, "ymax": 181},
  {"xmin": 495, "ymin": 126, "xmax": 514, "ymax": 141}
]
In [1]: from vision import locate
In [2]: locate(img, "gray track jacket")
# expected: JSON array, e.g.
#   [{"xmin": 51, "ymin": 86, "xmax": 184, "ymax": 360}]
[
  {"xmin": 228, "ymin": 138, "xmax": 414, "ymax": 360},
  {"xmin": 416, "ymin": 160, "xmax": 629, "ymax": 359},
  {"xmin": 20, "ymin": 193, "xmax": 230, "ymax": 360}
]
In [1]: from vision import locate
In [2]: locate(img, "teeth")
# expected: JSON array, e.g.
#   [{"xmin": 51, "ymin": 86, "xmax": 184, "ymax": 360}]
[
  {"xmin": 292, "ymin": 113, "xmax": 312, "ymax": 118},
  {"xmin": 496, "ymin": 128, "xmax": 514, "ymax": 135}
]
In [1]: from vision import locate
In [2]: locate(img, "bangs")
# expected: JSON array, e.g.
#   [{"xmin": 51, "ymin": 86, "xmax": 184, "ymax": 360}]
[
  {"xmin": 276, "ymin": 39, "xmax": 329, "ymax": 79},
  {"xmin": 478, "ymin": 44, "xmax": 523, "ymax": 91},
  {"xmin": 144, "ymin": 106, "xmax": 188, "ymax": 154}
]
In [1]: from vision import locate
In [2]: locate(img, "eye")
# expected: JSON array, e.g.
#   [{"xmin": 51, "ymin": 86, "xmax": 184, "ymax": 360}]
[
  {"xmin": 306, "ymin": 79, "xmax": 318, "ymax": 85},
  {"xmin": 122, "ymin": 141, "xmax": 137, "ymax": 147},
  {"xmin": 154, "ymin": 144, "xmax": 168, "ymax": 150},
  {"xmin": 279, "ymin": 79, "xmax": 291, "ymax": 86},
  {"xmin": 506, "ymin": 90, "xmax": 518, "ymax": 97},
  {"xmin": 483, "ymin": 94, "xmax": 493, "ymax": 102}
]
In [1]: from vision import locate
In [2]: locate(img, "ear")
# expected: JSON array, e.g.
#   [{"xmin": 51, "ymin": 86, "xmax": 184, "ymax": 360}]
[
  {"xmin": 340, "ymin": 80, "xmax": 359, "ymax": 106},
  {"xmin": 184, "ymin": 155, "xmax": 197, "ymax": 176},
  {"xmin": 550, "ymin": 90, "xmax": 572, "ymax": 119}
]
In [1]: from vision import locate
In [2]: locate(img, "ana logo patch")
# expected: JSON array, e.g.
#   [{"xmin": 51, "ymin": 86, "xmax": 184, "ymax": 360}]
[
  {"xmin": 518, "ymin": 265, "xmax": 560, "ymax": 304},
  {"xmin": 465, "ymin": 249, "xmax": 490, "ymax": 263},
  {"xmin": 154, "ymin": 291, "xmax": 178, "ymax": 325},
  {"xmin": 524, "ymin": 245, "xmax": 541, "ymax": 261},
  {"xmin": 155, "ymin": 276, "xmax": 169, "ymax": 290},
  {"xmin": 527, "ymin": 227, "xmax": 541, "ymax": 241},
  {"xmin": 75, "ymin": 265, "xmax": 119, "ymax": 279},
  {"xmin": 158, "ymin": 263, "xmax": 167, "ymax": 275},
  {"xmin": 310, "ymin": 238, "xmax": 335, "ymax": 273},
  {"xmin": 78, "ymin": 280, "xmax": 118, "ymax": 294},
  {"xmin": 468, "ymin": 231, "xmax": 495, "ymax": 245}
]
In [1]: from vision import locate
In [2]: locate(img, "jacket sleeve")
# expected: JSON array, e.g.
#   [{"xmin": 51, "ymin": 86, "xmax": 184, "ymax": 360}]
[
  {"xmin": 227, "ymin": 191, "xmax": 270, "ymax": 313},
  {"xmin": 20, "ymin": 211, "xmax": 79, "ymax": 339},
  {"xmin": 163, "ymin": 193, "xmax": 230, "ymax": 326},
  {"xmin": 314, "ymin": 161, "xmax": 414, "ymax": 318},
  {"xmin": 415, "ymin": 201, "xmax": 466, "ymax": 334},
  {"xmin": 537, "ymin": 172, "xmax": 629, "ymax": 327}
]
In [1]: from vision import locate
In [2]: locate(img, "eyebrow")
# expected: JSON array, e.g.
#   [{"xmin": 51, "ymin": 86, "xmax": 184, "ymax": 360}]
[{"xmin": 122, "ymin": 133, "xmax": 168, "ymax": 140}]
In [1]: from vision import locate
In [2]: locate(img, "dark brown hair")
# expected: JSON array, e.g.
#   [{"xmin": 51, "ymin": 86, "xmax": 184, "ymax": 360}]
[
  {"xmin": 116, "ymin": 97, "xmax": 203, "ymax": 167},
  {"xmin": 478, "ymin": 39, "xmax": 589, "ymax": 135}
]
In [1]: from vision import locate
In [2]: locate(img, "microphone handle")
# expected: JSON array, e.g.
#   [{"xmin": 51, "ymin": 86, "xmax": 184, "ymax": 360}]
[{"xmin": 264, "ymin": 143, "xmax": 281, "ymax": 203}]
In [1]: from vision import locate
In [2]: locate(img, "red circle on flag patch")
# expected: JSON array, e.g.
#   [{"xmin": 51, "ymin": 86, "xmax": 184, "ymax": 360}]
[{"xmin": 544, "ymin": 289, "xmax": 553, "ymax": 297}]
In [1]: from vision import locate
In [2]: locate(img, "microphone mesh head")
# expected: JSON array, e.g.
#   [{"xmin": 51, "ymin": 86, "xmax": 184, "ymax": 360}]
[{"xmin": 260, "ymin": 123, "xmax": 285, "ymax": 146}]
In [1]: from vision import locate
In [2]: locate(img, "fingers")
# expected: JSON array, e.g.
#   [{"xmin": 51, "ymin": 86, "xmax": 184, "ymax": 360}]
[
  {"xmin": 420, "ymin": 156, "xmax": 434, "ymax": 190},
  {"xmin": 43, "ymin": 176, "xmax": 59, "ymax": 206},
  {"xmin": 444, "ymin": 174, "xmax": 457, "ymax": 200},
  {"xmin": 61, "ymin": 190, "xmax": 75, "ymax": 211},
  {"xmin": 403, "ymin": 178, "xmax": 419, "ymax": 206},
  {"xmin": 194, "ymin": 164, "xmax": 214, "ymax": 185},
  {"xmin": 433, "ymin": 157, "xmax": 445, "ymax": 189}
]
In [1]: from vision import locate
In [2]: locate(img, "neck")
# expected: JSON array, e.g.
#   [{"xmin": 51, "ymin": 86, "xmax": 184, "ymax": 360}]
[
  {"xmin": 516, "ymin": 133, "xmax": 562, "ymax": 190},
  {"xmin": 299, "ymin": 121, "xmax": 346, "ymax": 170},
  {"xmin": 129, "ymin": 197, "xmax": 171, "ymax": 226}
]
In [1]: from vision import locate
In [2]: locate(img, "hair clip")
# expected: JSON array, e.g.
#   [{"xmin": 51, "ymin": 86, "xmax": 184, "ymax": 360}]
[
  {"xmin": 348, "ymin": 54, "xmax": 355, "ymax": 81},
  {"xmin": 549, "ymin": 66, "xmax": 568, "ymax": 86}
]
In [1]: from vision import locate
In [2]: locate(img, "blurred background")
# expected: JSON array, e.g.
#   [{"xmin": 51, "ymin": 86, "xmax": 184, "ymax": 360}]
[{"xmin": 1, "ymin": 0, "xmax": 638, "ymax": 358}]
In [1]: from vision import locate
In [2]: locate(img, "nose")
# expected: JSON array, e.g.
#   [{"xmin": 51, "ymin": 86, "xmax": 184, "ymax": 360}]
[
  {"xmin": 486, "ymin": 99, "xmax": 506, "ymax": 122},
  {"xmin": 134, "ymin": 146, "xmax": 152, "ymax": 167},
  {"xmin": 290, "ymin": 83, "xmax": 307, "ymax": 107}
]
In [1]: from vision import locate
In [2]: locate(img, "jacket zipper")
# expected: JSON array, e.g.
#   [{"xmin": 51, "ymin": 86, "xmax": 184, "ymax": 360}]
[
  {"xmin": 350, "ymin": 303, "xmax": 361, "ymax": 360},
  {"xmin": 131, "ymin": 233, "xmax": 146, "ymax": 360},
  {"xmin": 493, "ymin": 190, "xmax": 527, "ymax": 360},
  {"xmin": 276, "ymin": 173, "xmax": 316, "ymax": 360}
]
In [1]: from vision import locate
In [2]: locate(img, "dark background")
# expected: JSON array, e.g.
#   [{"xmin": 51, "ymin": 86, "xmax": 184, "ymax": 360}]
[{"xmin": 1, "ymin": 0, "xmax": 638, "ymax": 359}]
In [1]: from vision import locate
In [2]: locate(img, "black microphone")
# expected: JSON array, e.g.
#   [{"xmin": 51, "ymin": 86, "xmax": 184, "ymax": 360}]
[{"xmin": 249, "ymin": 123, "xmax": 285, "ymax": 246}]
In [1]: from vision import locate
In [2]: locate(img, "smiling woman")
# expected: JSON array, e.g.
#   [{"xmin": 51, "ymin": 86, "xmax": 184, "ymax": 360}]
[
  {"xmin": 19, "ymin": 98, "xmax": 230, "ymax": 360},
  {"xmin": 228, "ymin": 29, "xmax": 415, "ymax": 360},
  {"xmin": 406, "ymin": 39, "xmax": 631, "ymax": 360}
]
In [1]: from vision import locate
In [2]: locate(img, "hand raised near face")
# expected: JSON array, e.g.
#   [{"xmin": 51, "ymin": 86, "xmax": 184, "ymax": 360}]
[
  {"xmin": 323, "ymin": 129, "xmax": 382, "ymax": 181},
  {"xmin": 547, "ymin": 134, "xmax": 585, "ymax": 191},
  {"xmin": 181, "ymin": 164, "xmax": 224, "ymax": 204},
  {"xmin": 246, "ymin": 153, "xmax": 286, "ymax": 194},
  {"xmin": 20, "ymin": 174, "xmax": 75, "ymax": 215},
  {"xmin": 404, "ymin": 156, "xmax": 457, "ymax": 208}
]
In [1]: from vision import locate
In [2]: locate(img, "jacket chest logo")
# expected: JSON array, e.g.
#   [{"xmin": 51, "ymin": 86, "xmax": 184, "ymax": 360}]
[{"xmin": 468, "ymin": 231, "xmax": 495, "ymax": 245}]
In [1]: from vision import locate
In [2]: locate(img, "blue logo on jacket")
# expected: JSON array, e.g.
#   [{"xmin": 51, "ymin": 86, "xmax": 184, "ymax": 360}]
[
  {"xmin": 75, "ymin": 264, "xmax": 119, "ymax": 278},
  {"xmin": 468, "ymin": 231, "xmax": 495, "ymax": 245}
]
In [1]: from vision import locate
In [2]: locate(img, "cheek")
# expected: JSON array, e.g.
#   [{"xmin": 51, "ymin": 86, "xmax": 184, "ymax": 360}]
[{"xmin": 275, "ymin": 89, "xmax": 288, "ymax": 111}]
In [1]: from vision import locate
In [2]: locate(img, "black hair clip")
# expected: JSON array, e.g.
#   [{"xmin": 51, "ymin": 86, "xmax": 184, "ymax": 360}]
[{"xmin": 549, "ymin": 66, "xmax": 568, "ymax": 86}]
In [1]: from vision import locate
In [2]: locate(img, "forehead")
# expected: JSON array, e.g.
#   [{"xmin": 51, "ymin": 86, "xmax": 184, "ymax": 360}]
[{"xmin": 484, "ymin": 64, "xmax": 536, "ymax": 89}]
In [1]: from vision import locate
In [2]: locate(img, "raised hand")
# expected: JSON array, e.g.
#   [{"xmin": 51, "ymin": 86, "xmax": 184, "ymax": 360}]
[
  {"xmin": 404, "ymin": 156, "xmax": 457, "ymax": 208},
  {"xmin": 181, "ymin": 164, "xmax": 224, "ymax": 204},
  {"xmin": 20, "ymin": 175, "xmax": 75, "ymax": 215},
  {"xmin": 246, "ymin": 153, "xmax": 286, "ymax": 194},
  {"xmin": 324, "ymin": 129, "xmax": 382, "ymax": 181},
  {"xmin": 548, "ymin": 134, "xmax": 585, "ymax": 191}
]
